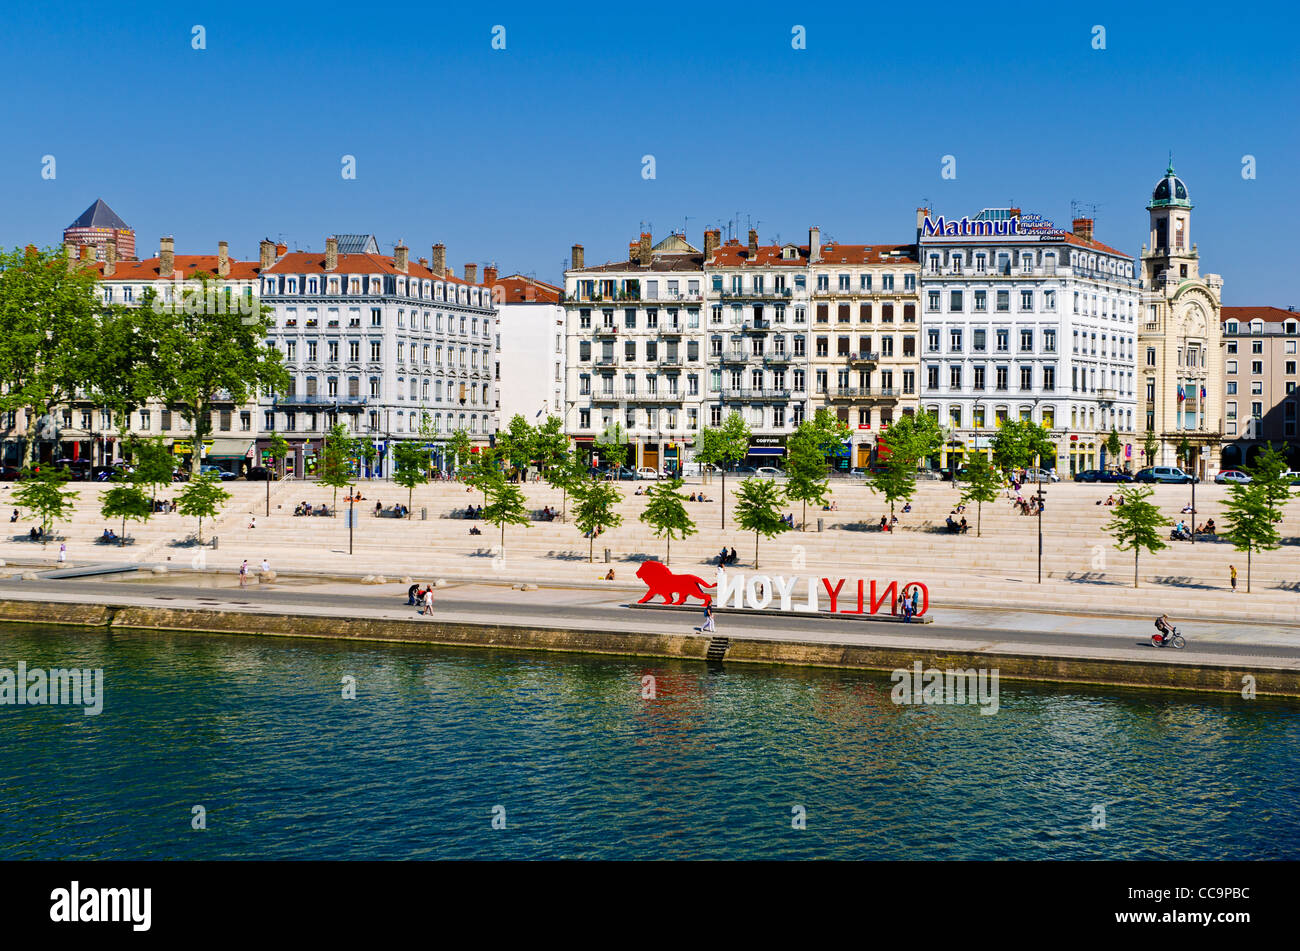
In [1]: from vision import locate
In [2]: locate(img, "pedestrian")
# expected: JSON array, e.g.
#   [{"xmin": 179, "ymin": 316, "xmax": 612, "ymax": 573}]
[
  {"xmin": 421, "ymin": 586, "xmax": 435, "ymax": 617},
  {"xmin": 239, "ymin": 559, "xmax": 248, "ymax": 588},
  {"xmin": 261, "ymin": 558, "xmax": 270, "ymax": 575},
  {"xmin": 248, "ymin": 516, "xmax": 256, "ymax": 529},
  {"xmin": 1230, "ymin": 564, "xmax": 1238, "ymax": 592},
  {"xmin": 407, "ymin": 582, "xmax": 421, "ymax": 605},
  {"xmin": 58, "ymin": 542, "xmax": 66, "ymax": 563},
  {"xmin": 911, "ymin": 586, "xmax": 920, "ymax": 616},
  {"xmin": 902, "ymin": 597, "xmax": 912, "ymax": 623},
  {"xmin": 701, "ymin": 602, "xmax": 716, "ymax": 634}
]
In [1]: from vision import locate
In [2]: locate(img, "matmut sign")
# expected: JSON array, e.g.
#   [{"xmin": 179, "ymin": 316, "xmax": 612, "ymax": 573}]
[{"xmin": 634, "ymin": 561, "xmax": 927, "ymax": 616}]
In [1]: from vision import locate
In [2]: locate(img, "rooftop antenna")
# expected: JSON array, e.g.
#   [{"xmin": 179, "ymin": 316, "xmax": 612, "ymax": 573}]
[{"xmin": 682, "ymin": 215, "xmax": 693, "ymax": 237}]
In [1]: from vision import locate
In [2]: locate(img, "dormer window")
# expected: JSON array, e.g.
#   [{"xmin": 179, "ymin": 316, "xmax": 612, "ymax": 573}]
[
  {"xmin": 287, "ymin": 278, "xmax": 298, "ymax": 294},
  {"xmin": 307, "ymin": 277, "xmax": 319, "ymax": 294}
]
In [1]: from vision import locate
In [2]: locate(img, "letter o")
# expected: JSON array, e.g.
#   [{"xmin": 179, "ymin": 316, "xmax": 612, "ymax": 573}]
[{"xmin": 747, "ymin": 575, "xmax": 772, "ymax": 610}]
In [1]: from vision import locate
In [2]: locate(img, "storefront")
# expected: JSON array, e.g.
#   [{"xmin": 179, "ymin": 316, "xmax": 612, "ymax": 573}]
[{"xmin": 747, "ymin": 435, "xmax": 786, "ymax": 466}]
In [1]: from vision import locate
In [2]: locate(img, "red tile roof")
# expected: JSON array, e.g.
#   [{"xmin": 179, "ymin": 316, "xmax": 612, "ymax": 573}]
[
  {"xmin": 265, "ymin": 251, "xmax": 484, "ymax": 286},
  {"xmin": 488, "ymin": 274, "xmax": 562, "ymax": 304},
  {"xmin": 1060, "ymin": 233, "xmax": 1129, "ymax": 257},
  {"xmin": 708, "ymin": 241, "xmax": 918, "ymax": 267},
  {"xmin": 92, "ymin": 256, "xmax": 262, "ymax": 281},
  {"xmin": 1222, "ymin": 306, "xmax": 1297, "ymax": 323}
]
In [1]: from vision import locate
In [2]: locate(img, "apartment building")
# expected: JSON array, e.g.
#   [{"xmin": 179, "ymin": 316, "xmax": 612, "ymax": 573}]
[
  {"xmin": 1137, "ymin": 164, "xmax": 1225, "ymax": 475},
  {"xmin": 489, "ymin": 270, "xmax": 566, "ymax": 428},
  {"xmin": 563, "ymin": 233, "xmax": 706, "ymax": 472},
  {"xmin": 705, "ymin": 228, "xmax": 813, "ymax": 465},
  {"xmin": 1220, "ymin": 306, "xmax": 1300, "ymax": 467},
  {"xmin": 259, "ymin": 236, "xmax": 496, "ymax": 477},
  {"xmin": 806, "ymin": 234, "xmax": 920, "ymax": 467},
  {"xmin": 918, "ymin": 207, "xmax": 1141, "ymax": 474}
]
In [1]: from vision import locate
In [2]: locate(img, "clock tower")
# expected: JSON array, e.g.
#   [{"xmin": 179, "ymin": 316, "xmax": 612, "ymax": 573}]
[{"xmin": 1138, "ymin": 163, "xmax": 1224, "ymax": 474}]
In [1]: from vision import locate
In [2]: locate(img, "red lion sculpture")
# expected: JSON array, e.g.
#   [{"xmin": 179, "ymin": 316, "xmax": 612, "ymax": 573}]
[{"xmin": 635, "ymin": 560, "xmax": 715, "ymax": 606}]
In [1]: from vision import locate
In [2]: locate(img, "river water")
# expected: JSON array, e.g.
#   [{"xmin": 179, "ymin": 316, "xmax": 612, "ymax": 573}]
[{"xmin": 1, "ymin": 625, "xmax": 1297, "ymax": 860}]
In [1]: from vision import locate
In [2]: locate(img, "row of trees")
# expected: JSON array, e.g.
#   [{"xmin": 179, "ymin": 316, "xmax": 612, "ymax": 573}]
[
  {"xmin": 0, "ymin": 247, "xmax": 289, "ymax": 475},
  {"xmin": 1105, "ymin": 444, "xmax": 1294, "ymax": 590}
]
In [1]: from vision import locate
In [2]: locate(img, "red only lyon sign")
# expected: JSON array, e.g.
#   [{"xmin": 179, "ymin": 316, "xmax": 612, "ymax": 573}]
[{"xmin": 635, "ymin": 561, "xmax": 928, "ymax": 617}]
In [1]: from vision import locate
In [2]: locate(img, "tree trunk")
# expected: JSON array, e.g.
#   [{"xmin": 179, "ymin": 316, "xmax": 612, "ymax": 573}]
[
  {"xmin": 500, "ymin": 522, "xmax": 505, "ymax": 557},
  {"xmin": 588, "ymin": 534, "xmax": 594, "ymax": 563},
  {"xmin": 976, "ymin": 500, "xmax": 982, "ymax": 537},
  {"xmin": 408, "ymin": 486, "xmax": 413, "ymax": 519},
  {"xmin": 1247, "ymin": 546, "xmax": 1252, "ymax": 594},
  {"xmin": 802, "ymin": 499, "xmax": 807, "ymax": 532},
  {"xmin": 197, "ymin": 516, "xmax": 204, "ymax": 546},
  {"xmin": 1134, "ymin": 550, "xmax": 1139, "ymax": 588},
  {"xmin": 666, "ymin": 535, "xmax": 671, "ymax": 566},
  {"xmin": 121, "ymin": 514, "xmax": 126, "ymax": 546},
  {"xmin": 754, "ymin": 532, "xmax": 759, "ymax": 570},
  {"xmin": 265, "ymin": 477, "xmax": 270, "ymax": 517}
]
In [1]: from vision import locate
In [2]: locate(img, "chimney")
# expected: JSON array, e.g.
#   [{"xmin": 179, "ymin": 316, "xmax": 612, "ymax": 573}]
[
  {"xmin": 431, "ymin": 243, "xmax": 446, "ymax": 278},
  {"xmin": 1072, "ymin": 218, "xmax": 1095, "ymax": 243},
  {"xmin": 104, "ymin": 241, "xmax": 117, "ymax": 277},
  {"xmin": 79, "ymin": 244, "xmax": 95, "ymax": 263},
  {"xmin": 159, "ymin": 236, "xmax": 175, "ymax": 279},
  {"xmin": 638, "ymin": 232, "xmax": 653, "ymax": 267},
  {"xmin": 260, "ymin": 239, "xmax": 276, "ymax": 270},
  {"xmin": 217, "ymin": 240, "xmax": 230, "ymax": 277},
  {"xmin": 394, "ymin": 242, "xmax": 409, "ymax": 273},
  {"xmin": 809, "ymin": 226, "xmax": 821, "ymax": 264},
  {"xmin": 464, "ymin": 263, "xmax": 478, "ymax": 284},
  {"xmin": 418, "ymin": 257, "xmax": 428, "ymax": 269},
  {"xmin": 325, "ymin": 236, "xmax": 338, "ymax": 271},
  {"xmin": 916, "ymin": 207, "xmax": 931, "ymax": 238},
  {"xmin": 484, "ymin": 265, "xmax": 498, "ymax": 284},
  {"xmin": 571, "ymin": 243, "xmax": 584, "ymax": 270},
  {"xmin": 748, "ymin": 229, "xmax": 759, "ymax": 256},
  {"xmin": 704, "ymin": 229, "xmax": 721, "ymax": 258},
  {"xmin": 275, "ymin": 242, "xmax": 287, "ymax": 257}
]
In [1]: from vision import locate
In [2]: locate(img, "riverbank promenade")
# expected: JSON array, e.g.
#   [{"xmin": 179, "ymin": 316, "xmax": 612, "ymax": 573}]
[{"xmin": 1, "ymin": 477, "xmax": 1295, "ymax": 626}]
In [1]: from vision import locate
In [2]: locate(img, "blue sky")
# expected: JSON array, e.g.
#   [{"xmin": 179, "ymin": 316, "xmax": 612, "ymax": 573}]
[{"xmin": 2, "ymin": 1, "xmax": 1295, "ymax": 303}]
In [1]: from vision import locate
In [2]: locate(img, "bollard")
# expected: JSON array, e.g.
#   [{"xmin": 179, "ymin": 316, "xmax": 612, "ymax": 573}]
[
  {"xmin": 421, "ymin": 507, "xmax": 427, "ymax": 521},
  {"xmin": 211, "ymin": 536, "xmax": 219, "ymax": 549},
  {"xmin": 817, "ymin": 518, "xmax": 823, "ymax": 532},
  {"xmin": 604, "ymin": 548, "xmax": 611, "ymax": 563}
]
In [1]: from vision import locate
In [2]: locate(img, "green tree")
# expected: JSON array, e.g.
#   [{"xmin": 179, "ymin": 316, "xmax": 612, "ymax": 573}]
[
  {"xmin": 533, "ymin": 415, "xmax": 569, "ymax": 474},
  {"xmin": 1247, "ymin": 443, "xmax": 1293, "ymax": 517},
  {"xmin": 266, "ymin": 431, "xmax": 291, "ymax": 478},
  {"xmin": 318, "ymin": 423, "xmax": 355, "ymax": 513},
  {"xmin": 959, "ymin": 452, "xmax": 1001, "ymax": 537},
  {"xmin": 1105, "ymin": 429, "xmax": 1123, "ymax": 468},
  {"xmin": 883, "ymin": 410, "xmax": 945, "ymax": 470},
  {"xmin": 595, "ymin": 420, "xmax": 629, "ymax": 470},
  {"xmin": 392, "ymin": 440, "xmax": 430, "ymax": 518},
  {"xmin": 1142, "ymin": 429, "xmax": 1160, "ymax": 467},
  {"xmin": 497, "ymin": 414, "xmax": 538, "ymax": 480},
  {"xmin": 0, "ymin": 247, "xmax": 103, "ymax": 467},
  {"xmin": 639, "ymin": 477, "xmax": 696, "ymax": 564},
  {"xmin": 176, "ymin": 471, "xmax": 230, "ymax": 545},
  {"xmin": 732, "ymin": 476, "xmax": 788, "ymax": 569},
  {"xmin": 145, "ymin": 277, "xmax": 289, "ymax": 477},
  {"xmin": 463, "ymin": 446, "xmax": 502, "ymax": 508},
  {"xmin": 869, "ymin": 450, "xmax": 916, "ymax": 519},
  {"xmin": 1221, "ymin": 480, "xmax": 1282, "ymax": 594},
  {"xmin": 353, "ymin": 438, "xmax": 377, "ymax": 479},
  {"xmin": 572, "ymin": 479, "xmax": 624, "ymax": 563},
  {"xmin": 991, "ymin": 418, "xmax": 1056, "ymax": 474},
  {"xmin": 482, "ymin": 476, "xmax": 531, "ymax": 558},
  {"xmin": 446, "ymin": 429, "xmax": 473, "ymax": 475},
  {"xmin": 1176, "ymin": 435, "xmax": 1194, "ymax": 472},
  {"xmin": 545, "ymin": 450, "xmax": 588, "ymax": 520},
  {"xmin": 13, "ymin": 467, "xmax": 79, "ymax": 543},
  {"xmin": 128, "ymin": 434, "xmax": 175, "ymax": 508},
  {"xmin": 784, "ymin": 423, "xmax": 832, "ymax": 531},
  {"xmin": 695, "ymin": 410, "xmax": 751, "ymax": 528},
  {"xmin": 1104, "ymin": 486, "xmax": 1168, "ymax": 588},
  {"xmin": 100, "ymin": 478, "xmax": 151, "ymax": 546}
]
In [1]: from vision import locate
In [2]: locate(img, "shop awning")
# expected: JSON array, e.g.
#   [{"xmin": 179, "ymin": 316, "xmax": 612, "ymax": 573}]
[{"xmin": 205, "ymin": 438, "xmax": 255, "ymax": 459}]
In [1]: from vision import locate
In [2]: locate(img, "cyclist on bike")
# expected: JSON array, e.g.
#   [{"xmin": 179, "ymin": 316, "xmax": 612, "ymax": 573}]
[{"xmin": 1154, "ymin": 614, "xmax": 1172, "ymax": 638}]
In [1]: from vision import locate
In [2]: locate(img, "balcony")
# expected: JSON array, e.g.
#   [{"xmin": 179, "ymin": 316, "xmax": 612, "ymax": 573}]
[
  {"xmin": 594, "ymin": 357, "xmax": 617, "ymax": 367},
  {"xmin": 657, "ymin": 356, "xmax": 683, "ymax": 368},
  {"xmin": 591, "ymin": 391, "xmax": 684, "ymax": 404},
  {"xmin": 275, "ymin": 394, "xmax": 368, "ymax": 408},
  {"xmin": 825, "ymin": 387, "xmax": 898, "ymax": 401},
  {"xmin": 720, "ymin": 387, "xmax": 792, "ymax": 402},
  {"xmin": 742, "ymin": 318, "xmax": 771, "ymax": 332},
  {"xmin": 658, "ymin": 325, "xmax": 684, "ymax": 336},
  {"xmin": 720, "ymin": 350, "xmax": 750, "ymax": 363},
  {"xmin": 846, "ymin": 351, "xmax": 880, "ymax": 365},
  {"xmin": 763, "ymin": 352, "xmax": 792, "ymax": 365},
  {"xmin": 720, "ymin": 289, "xmax": 793, "ymax": 301},
  {"xmin": 594, "ymin": 325, "xmax": 618, "ymax": 336},
  {"xmin": 1097, "ymin": 388, "xmax": 1119, "ymax": 402}
]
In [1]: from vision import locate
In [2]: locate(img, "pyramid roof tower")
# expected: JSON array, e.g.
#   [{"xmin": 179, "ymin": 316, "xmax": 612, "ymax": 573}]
[{"xmin": 67, "ymin": 198, "xmax": 131, "ymax": 231}]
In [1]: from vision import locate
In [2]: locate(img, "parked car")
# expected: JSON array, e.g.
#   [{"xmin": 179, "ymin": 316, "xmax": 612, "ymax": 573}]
[
  {"xmin": 1023, "ymin": 468, "xmax": 1060, "ymax": 483},
  {"xmin": 1214, "ymin": 469, "xmax": 1252, "ymax": 484},
  {"xmin": 245, "ymin": 466, "xmax": 278, "ymax": 481},
  {"xmin": 594, "ymin": 465, "xmax": 636, "ymax": 481},
  {"xmin": 1134, "ymin": 466, "xmax": 1196, "ymax": 484},
  {"xmin": 199, "ymin": 464, "xmax": 238, "ymax": 481},
  {"xmin": 1101, "ymin": 470, "xmax": 1135, "ymax": 483},
  {"xmin": 634, "ymin": 467, "xmax": 662, "ymax": 481},
  {"xmin": 732, "ymin": 466, "xmax": 759, "ymax": 476},
  {"xmin": 1285, "ymin": 470, "xmax": 1300, "ymax": 486},
  {"xmin": 52, "ymin": 458, "xmax": 92, "ymax": 481},
  {"xmin": 0, "ymin": 466, "xmax": 20, "ymax": 481},
  {"xmin": 1074, "ymin": 469, "xmax": 1104, "ymax": 483},
  {"xmin": 755, "ymin": 466, "xmax": 783, "ymax": 478}
]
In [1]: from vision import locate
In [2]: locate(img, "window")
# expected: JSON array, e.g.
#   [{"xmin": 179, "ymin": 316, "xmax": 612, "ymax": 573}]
[
  {"xmin": 996, "ymin": 329, "xmax": 1009, "ymax": 353},
  {"xmin": 1019, "ymin": 328, "xmax": 1033, "ymax": 352},
  {"xmin": 949, "ymin": 328, "xmax": 962, "ymax": 353},
  {"xmin": 1020, "ymin": 366, "xmax": 1033, "ymax": 390},
  {"xmin": 927, "ymin": 329, "xmax": 940, "ymax": 352}
]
